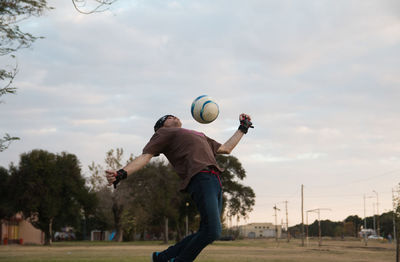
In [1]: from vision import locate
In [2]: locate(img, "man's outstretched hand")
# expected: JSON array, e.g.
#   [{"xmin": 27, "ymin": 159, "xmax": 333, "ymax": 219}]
[
  {"xmin": 106, "ymin": 169, "xmax": 127, "ymax": 188},
  {"xmin": 106, "ymin": 170, "xmax": 117, "ymax": 186},
  {"xmin": 238, "ymin": 113, "xmax": 254, "ymax": 134}
]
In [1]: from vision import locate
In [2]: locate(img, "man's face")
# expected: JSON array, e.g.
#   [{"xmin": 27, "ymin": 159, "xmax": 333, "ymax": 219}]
[{"xmin": 163, "ymin": 115, "xmax": 182, "ymax": 128}]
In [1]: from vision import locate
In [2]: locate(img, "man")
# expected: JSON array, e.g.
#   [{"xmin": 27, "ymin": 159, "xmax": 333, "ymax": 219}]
[{"xmin": 106, "ymin": 113, "xmax": 253, "ymax": 262}]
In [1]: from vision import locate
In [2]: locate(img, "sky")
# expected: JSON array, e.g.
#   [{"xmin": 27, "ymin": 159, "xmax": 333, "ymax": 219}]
[{"xmin": 1, "ymin": 0, "xmax": 400, "ymax": 227}]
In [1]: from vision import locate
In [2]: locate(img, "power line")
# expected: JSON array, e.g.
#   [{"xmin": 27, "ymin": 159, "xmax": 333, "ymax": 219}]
[{"xmin": 311, "ymin": 169, "xmax": 400, "ymax": 189}]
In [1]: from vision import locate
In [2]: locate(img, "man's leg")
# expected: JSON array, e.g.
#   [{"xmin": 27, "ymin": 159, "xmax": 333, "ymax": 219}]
[
  {"xmin": 174, "ymin": 172, "xmax": 222, "ymax": 261},
  {"xmin": 154, "ymin": 232, "xmax": 199, "ymax": 261},
  {"xmin": 153, "ymin": 172, "xmax": 222, "ymax": 262}
]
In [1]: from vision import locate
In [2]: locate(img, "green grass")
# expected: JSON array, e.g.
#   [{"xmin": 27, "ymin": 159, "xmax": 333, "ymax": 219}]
[
  {"xmin": 0, "ymin": 239, "xmax": 395, "ymax": 262},
  {"xmin": 51, "ymin": 241, "xmax": 163, "ymax": 247}
]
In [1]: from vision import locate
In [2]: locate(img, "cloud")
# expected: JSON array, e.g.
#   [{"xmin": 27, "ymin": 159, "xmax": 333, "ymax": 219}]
[
  {"xmin": 296, "ymin": 152, "xmax": 326, "ymax": 160},
  {"xmin": 247, "ymin": 154, "xmax": 291, "ymax": 163},
  {"xmin": 24, "ymin": 128, "xmax": 57, "ymax": 135}
]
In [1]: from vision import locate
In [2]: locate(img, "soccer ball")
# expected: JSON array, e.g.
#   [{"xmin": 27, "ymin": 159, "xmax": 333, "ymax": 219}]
[{"xmin": 191, "ymin": 95, "xmax": 219, "ymax": 124}]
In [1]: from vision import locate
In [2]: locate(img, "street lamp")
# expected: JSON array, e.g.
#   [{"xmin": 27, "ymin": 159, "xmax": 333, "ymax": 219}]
[
  {"xmin": 373, "ymin": 190, "xmax": 380, "ymax": 236},
  {"xmin": 307, "ymin": 208, "xmax": 331, "ymax": 246},
  {"xmin": 363, "ymin": 195, "xmax": 375, "ymax": 228},
  {"xmin": 363, "ymin": 194, "xmax": 375, "ymax": 246},
  {"xmin": 185, "ymin": 202, "xmax": 189, "ymax": 237},
  {"xmin": 306, "ymin": 210, "xmax": 312, "ymax": 246},
  {"xmin": 273, "ymin": 205, "xmax": 281, "ymax": 242}
]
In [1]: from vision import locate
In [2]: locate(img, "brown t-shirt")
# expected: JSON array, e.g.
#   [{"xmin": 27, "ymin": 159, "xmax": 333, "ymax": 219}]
[{"xmin": 142, "ymin": 127, "xmax": 222, "ymax": 190}]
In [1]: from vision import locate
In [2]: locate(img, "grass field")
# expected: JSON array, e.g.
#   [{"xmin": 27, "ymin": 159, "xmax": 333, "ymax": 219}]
[{"xmin": 0, "ymin": 238, "xmax": 395, "ymax": 262}]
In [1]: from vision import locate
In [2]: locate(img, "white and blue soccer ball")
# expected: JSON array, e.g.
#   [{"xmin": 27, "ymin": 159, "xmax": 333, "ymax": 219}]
[{"xmin": 191, "ymin": 95, "xmax": 219, "ymax": 124}]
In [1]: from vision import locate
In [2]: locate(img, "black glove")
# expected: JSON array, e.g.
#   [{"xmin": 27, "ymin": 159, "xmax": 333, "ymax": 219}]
[
  {"xmin": 113, "ymin": 169, "xmax": 128, "ymax": 188},
  {"xmin": 238, "ymin": 116, "xmax": 254, "ymax": 134}
]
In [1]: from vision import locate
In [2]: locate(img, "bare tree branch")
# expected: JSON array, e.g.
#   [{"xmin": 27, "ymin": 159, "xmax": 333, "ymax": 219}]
[{"xmin": 72, "ymin": 0, "xmax": 118, "ymax": 14}]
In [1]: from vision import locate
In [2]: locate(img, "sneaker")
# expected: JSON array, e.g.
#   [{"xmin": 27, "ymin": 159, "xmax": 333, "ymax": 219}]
[{"xmin": 151, "ymin": 252, "xmax": 161, "ymax": 262}]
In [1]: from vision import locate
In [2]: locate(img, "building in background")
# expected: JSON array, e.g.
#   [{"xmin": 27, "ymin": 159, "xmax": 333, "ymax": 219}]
[
  {"xmin": 1, "ymin": 213, "xmax": 44, "ymax": 245},
  {"xmin": 239, "ymin": 222, "xmax": 282, "ymax": 239},
  {"xmin": 90, "ymin": 230, "xmax": 112, "ymax": 241}
]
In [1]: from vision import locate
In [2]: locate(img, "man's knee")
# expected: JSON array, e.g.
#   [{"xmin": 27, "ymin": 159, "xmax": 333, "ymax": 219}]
[{"xmin": 206, "ymin": 225, "xmax": 221, "ymax": 243}]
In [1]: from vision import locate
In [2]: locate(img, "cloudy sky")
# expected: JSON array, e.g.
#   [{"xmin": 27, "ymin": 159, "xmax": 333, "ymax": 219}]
[{"xmin": 1, "ymin": 0, "xmax": 400, "ymax": 226}]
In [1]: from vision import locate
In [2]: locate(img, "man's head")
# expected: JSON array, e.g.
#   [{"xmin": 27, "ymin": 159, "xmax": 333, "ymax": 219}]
[{"xmin": 154, "ymin": 115, "xmax": 182, "ymax": 132}]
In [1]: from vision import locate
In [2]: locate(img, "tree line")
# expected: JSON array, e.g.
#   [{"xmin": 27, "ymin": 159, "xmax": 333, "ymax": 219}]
[
  {"xmin": 289, "ymin": 212, "xmax": 398, "ymax": 239},
  {"xmin": 0, "ymin": 148, "xmax": 255, "ymax": 245}
]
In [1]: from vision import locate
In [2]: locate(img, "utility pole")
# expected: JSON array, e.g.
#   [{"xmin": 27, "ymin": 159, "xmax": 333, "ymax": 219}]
[
  {"xmin": 284, "ymin": 201, "xmax": 289, "ymax": 242},
  {"xmin": 317, "ymin": 209, "xmax": 321, "ymax": 247},
  {"xmin": 301, "ymin": 184, "xmax": 304, "ymax": 247},
  {"xmin": 393, "ymin": 189, "xmax": 397, "ymax": 243},
  {"xmin": 363, "ymin": 194, "xmax": 367, "ymax": 246},
  {"xmin": 306, "ymin": 210, "xmax": 310, "ymax": 246},
  {"xmin": 273, "ymin": 204, "xmax": 281, "ymax": 243}
]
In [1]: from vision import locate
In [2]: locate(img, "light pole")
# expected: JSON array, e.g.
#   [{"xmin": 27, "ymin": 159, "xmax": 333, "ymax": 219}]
[
  {"xmin": 306, "ymin": 210, "xmax": 312, "ymax": 246},
  {"xmin": 372, "ymin": 202, "xmax": 376, "ymax": 234},
  {"xmin": 363, "ymin": 194, "xmax": 375, "ymax": 246},
  {"xmin": 373, "ymin": 190, "xmax": 380, "ymax": 236},
  {"xmin": 307, "ymin": 209, "xmax": 319, "ymax": 246},
  {"xmin": 307, "ymin": 208, "xmax": 331, "ymax": 246},
  {"xmin": 364, "ymin": 194, "xmax": 367, "ymax": 230},
  {"xmin": 285, "ymin": 201, "xmax": 289, "ymax": 243},
  {"xmin": 393, "ymin": 189, "xmax": 397, "ymax": 243},
  {"xmin": 363, "ymin": 195, "xmax": 375, "ymax": 235},
  {"xmin": 273, "ymin": 205, "xmax": 281, "ymax": 242},
  {"xmin": 278, "ymin": 201, "xmax": 290, "ymax": 242},
  {"xmin": 185, "ymin": 202, "xmax": 189, "ymax": 237}
]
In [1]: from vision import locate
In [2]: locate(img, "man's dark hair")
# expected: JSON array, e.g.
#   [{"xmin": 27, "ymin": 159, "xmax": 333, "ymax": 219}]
[{"xmin": 154, "ymin": 115, "xmax": 174, "ymax": 132}]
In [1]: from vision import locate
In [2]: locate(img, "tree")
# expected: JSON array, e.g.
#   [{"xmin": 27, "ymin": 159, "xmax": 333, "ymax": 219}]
[
  {"xmin": 0, "ymin": 1, "xmax": 50, "ymax": 56},
  {"xmin": 11, "ymin": 149, "xmax": 93, "ymax": 245},
  {"xmin": 88, "ymin": 151, "xmax": 256, "ymax": 242},
  {"xmin": 128, "ymin": 160, "xmax": 181, "ymax": 243},
  {"xmin": 1, "ymin": 1, "xmax": 52, "ymax": 152},
  {"xmin": 87, "ymin": 148, "xmax": 135, "ymax": 242},
  {"xmin": 393, "ymin": 184, "xmax": 400, "ymax": 262},
  {"xmin": 0, "ymin": 166, "xmax": 15, "ymax": 241},
  {"xmin": 343, "ymin": 221, "xmax": 355, "ymax": 237},
  {"xmin": 344, "ymin": 215, "xmax": 362, "ymax": 237},
  {"xmin": 105, "ymin": 148, "xmax": 135, "ymax": 242},
  {"xmin": 53, "ymin": 152, "xmax": 98, "ymax": 240},
  {"xmin": 216, "ymin": 155, "xmax": 256, "ymax": 221},
  {"xmin": 129, "ymin": 155, "xmax": 256, "ymax": 240},
  {"xmin": 89, "ymin": 153, "xmax": 182, "ymax": 243},
  {"xmin": 377, "ymin": 212, "xmax": 394, "ymax": 238},
  {"xmin": 295, "ymin": 219, "xmax": 342, "ymax": 238},
  {"xmin": 88, "ymin": 161, "xmax": 107, "ymax": 192},
  {"xmin": 0, "ymin": 166, "xmax": 13, "ymax": 219}
]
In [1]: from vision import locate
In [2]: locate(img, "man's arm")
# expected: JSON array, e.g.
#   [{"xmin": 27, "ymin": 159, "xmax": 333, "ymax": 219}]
[
  {"xmin": 217, "ymin": 113, "xmax": 253, "ymax": 154},
  {"xmin": 106, "ymin": 153, "xmax": 153, "ymax": 186},
  {"xmin": 217, "ymin": 130, "xmax": 245, "ymax": 154}
]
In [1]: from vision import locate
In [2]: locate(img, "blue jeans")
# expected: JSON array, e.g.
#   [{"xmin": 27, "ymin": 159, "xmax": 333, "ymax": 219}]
[{"xmin": 159, "ymin": 171, "xmax": 223, "ymax": 262}]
